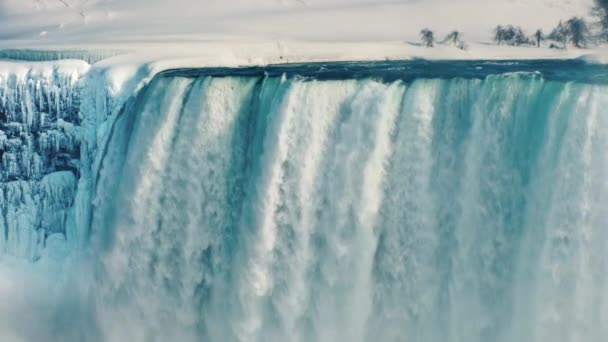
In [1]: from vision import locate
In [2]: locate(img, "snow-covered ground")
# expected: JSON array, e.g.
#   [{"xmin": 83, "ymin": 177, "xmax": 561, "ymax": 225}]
[
  {"xmin": 0, "ymin": 0, "xmax": 593, "ymax": 42},
  {"xmin": 0, "ymin": 0, "xmax": 603, "ymax": 65},
  {"xmin": 1, "ymin": 3, "xmax": 608, "ymax": 342}
]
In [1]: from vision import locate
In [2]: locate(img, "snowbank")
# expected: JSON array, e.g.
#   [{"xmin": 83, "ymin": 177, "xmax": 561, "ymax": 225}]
[
  {"xmin": 0, "ymin": 0, "xmax": 601, "ymax": 67},
  {"xmin": 0, "ymin": 0, "xmax": 592, "ymax": 44},
  {"xmin": 0, "ymin": 60, "xmax": 90, "ymax": 82}
]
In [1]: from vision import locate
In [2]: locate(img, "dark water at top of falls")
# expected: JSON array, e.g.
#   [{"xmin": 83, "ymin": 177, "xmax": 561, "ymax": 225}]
[{"xmin": 162, "ymin": 59, "xmax": 608, "ymax": 84}]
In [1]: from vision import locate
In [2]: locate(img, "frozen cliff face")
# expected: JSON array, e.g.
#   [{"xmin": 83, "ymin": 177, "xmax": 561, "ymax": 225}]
[{"xmin": 0, "ymin": 61, "xmax": 89, "ymax": 260}]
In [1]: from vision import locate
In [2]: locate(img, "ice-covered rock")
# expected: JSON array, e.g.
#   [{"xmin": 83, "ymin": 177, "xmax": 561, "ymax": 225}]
[{"xmin": 0, "ymin": 61, "xmax": 88, "ymax": 261}]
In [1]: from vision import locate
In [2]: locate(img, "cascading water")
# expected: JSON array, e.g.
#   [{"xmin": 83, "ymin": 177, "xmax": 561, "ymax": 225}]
[
  {"xmin": 0, "ymin": 60, "xmax": 607, "ymax": 342},
  {"xmin": 89, "ymin": 69, "xmax": 608, "ymax": 342}
]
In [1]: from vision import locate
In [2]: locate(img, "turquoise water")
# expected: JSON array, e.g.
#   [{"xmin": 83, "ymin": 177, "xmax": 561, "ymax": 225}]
[
  {"xmin": 86, "ymin": 62, "xmax": 608, "ymax": 341},
  {"xmin": 0, "ymin": 60, "xmax": 606, "ymax": 341}
]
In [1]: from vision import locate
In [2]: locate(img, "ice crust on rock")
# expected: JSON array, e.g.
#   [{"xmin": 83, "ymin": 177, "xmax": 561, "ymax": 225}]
[{"xmin": 0, "ymin": 61, "xmax": 88, "ymax": 261}]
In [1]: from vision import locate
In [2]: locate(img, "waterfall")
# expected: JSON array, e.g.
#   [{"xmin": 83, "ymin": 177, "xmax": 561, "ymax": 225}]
[
  {"xmin": 88, "ymin": 72, "xmax": 608, "ymax": 342},
  {"xmin": 1, "ymin": 59, "xmax": 607, "ymax": 342}
]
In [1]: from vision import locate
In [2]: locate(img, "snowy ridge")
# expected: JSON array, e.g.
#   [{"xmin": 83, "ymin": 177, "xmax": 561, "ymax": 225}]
[
  {"xmin": 0, "ymin": 0, "xmax": 592, "ymax": 44},
  {"xmin": 0, "ymin": 0, "xmax": 601, "ymax": 64},
  {"xmin": 0, "ymin": 49, "xmax": 123, "ymax": 64}
]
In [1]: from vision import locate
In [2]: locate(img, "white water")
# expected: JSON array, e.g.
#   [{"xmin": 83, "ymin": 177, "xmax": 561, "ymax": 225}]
[
  {"xmin": 88, "ymin": 73, "xmax": 608, "ymax": 342},
  {"xmin": 0, "ymin": 64, "xmax": 607, "ymax": 342}
]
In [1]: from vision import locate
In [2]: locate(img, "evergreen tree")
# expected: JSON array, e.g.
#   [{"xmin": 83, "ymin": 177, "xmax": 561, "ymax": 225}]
[
  {"xmin": 514, "ymin": 27, "xmax": 532, "ymax": 45},
  {"xmin": 549, "ymin": 21, "xmax": 569, "ymax": 48},
  {"xmin": 494, "ymin": 25, "xmax": 532, "ymax": 46},
  {"xmin": 494, "ymin": 25, "xmax": 505, "ymax": 44},
  {"xmin": 566, "ymin": 17, "xmax": 589, "ymax": 48},
  {"xmin": 593, "ymin": 0, "xmax": 608, "ymax": 41}
]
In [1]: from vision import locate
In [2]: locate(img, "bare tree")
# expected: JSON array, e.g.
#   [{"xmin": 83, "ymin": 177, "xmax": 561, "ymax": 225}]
[
  {"xmin": 420, "ymin": 29, "xmax": 434, "ymax": 47},
  {"xmin": 534, "ymin": 29, "xmax": 544, "ymax": 47},
  {"xmin": 440, "ymin": 30, "xmax": 466, "ymax": 49},
  {"xmin": 442, "ymin": 30, "xmax": 461, "ymax": 46}
]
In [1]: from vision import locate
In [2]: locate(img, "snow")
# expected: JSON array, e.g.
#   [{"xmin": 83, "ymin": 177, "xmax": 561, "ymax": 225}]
[
  {"xmin": 0, "ymin": 0, "xmax": 601, "ymax": 265},
  {"xmin": 0, "ymin": 1, "xmax": 605, "ymax": 266},
  {"xmin": 0, "ymin": 0, "xmax": 602, "ymax": 66},
  {"xmin": 0, "ymin": 3, "xmax": 606, "ymax": 340},
  {"xmin": 0, "ymin": 60, "xmax": 89, "ymax": 81},
  {"xmin": 0, "ymin": 0, "xmax": 593, "ymax": 42},
  {"xmin": 0, "ymin": 1, "xmax": 603, "ymax": 266},
  {"xmin": 0, "ymin": 60, "xmax": 87, "ymax": 262}
]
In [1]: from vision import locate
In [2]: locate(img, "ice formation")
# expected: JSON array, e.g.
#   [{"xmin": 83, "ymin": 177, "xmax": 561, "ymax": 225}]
[{"xmin": 0, "ymin": 61, "xmax": 87, "ymax": 260}]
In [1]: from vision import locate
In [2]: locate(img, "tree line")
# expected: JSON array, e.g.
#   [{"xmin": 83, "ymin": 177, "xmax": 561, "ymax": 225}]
[
  {"xmin": 419, "ymin": 30, "xmax": 466, "ymax": 50},
  {"xmin": 420, "ymin": 0, "xmax": 608, "ymax": 49},
  {"xmin": 494, "ymin": 18, "xmax": 589, "ymax": 49}
]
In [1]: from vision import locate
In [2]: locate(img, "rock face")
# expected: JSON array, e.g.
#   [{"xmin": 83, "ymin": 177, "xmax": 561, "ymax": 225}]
[{"xmin": 0, "ymin": 62, "xmax": 84, "ymax": 260}]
